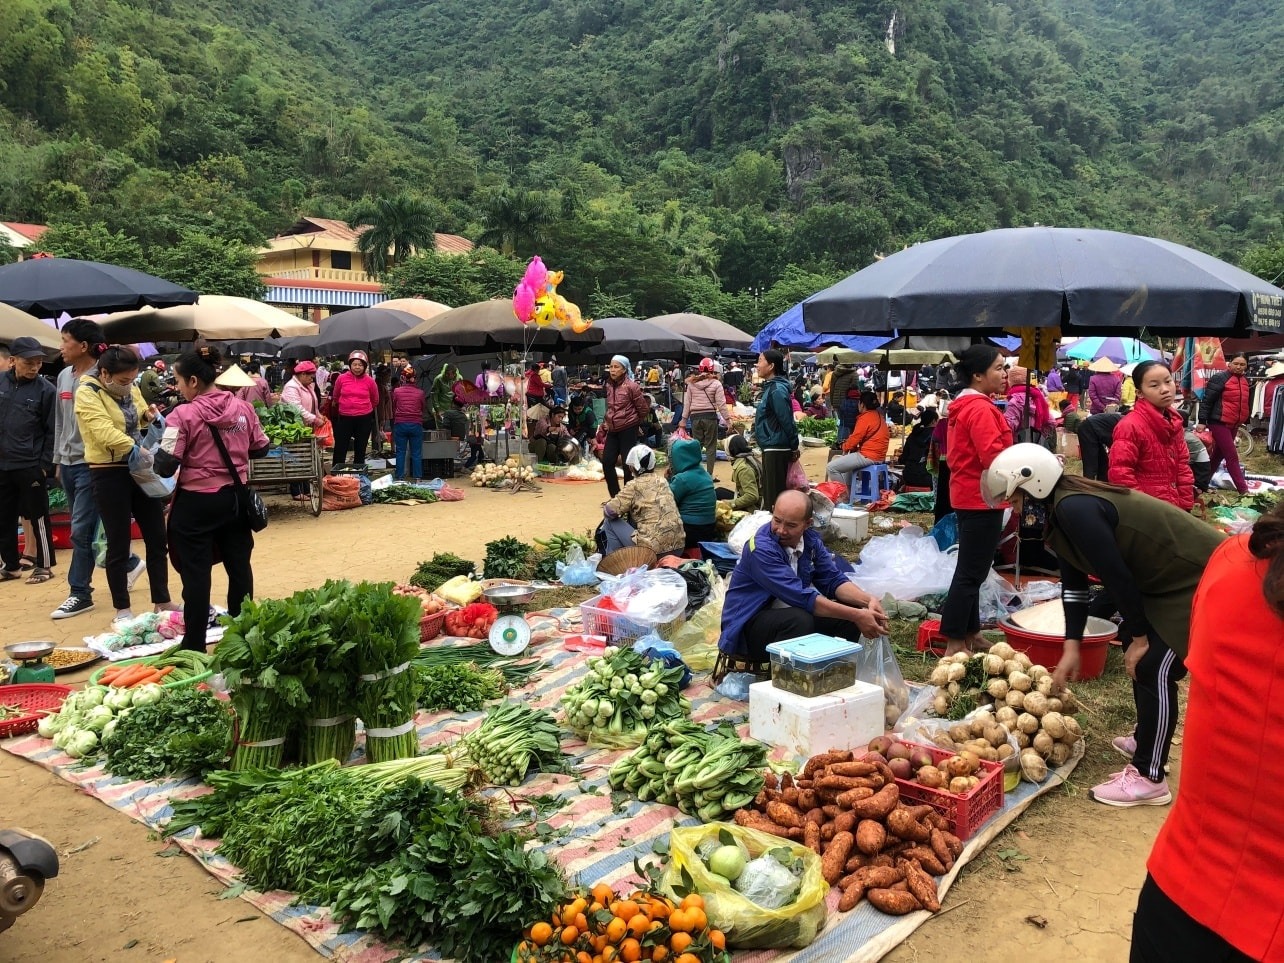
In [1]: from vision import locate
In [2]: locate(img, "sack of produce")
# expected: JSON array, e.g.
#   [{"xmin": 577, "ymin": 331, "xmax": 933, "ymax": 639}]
[
  {"xmin": 661, "ymin": 823, "xmax": 827, "ymax": 949},
  {"xmin": 322, "ymin": 474, "xmax": 362, "ymax": 511}
]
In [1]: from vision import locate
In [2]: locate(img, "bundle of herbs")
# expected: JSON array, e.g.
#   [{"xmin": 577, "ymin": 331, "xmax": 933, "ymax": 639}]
[
  {"xmin": 415, "ymin": 662, "xmax": 506, "ymax": 713},
  {"xmin": 408, "ymin": 552, "xmax": 477, "ymax": 592},
  {"xmin": 336, "ymin": 581, "xmax": 424, "ymax": 762},
  {"xmin": 410, "ymin": 642, "xmax": 543, "ymax": 687},
  {"xmin": 214, "ymin": 591, "xmax": 335, "ymax": 770},
  {"xmin": 297, "ymin": 581, "xmax": 360, "ymax": 765},
  {"xmin": 332, "ymin": 780, "xmax": 567, "ymax": 963},
  {"xmin": 101, "ymin": 687, "xmax": 233, "ymax": 781},
  {"xmin": 461, "ymin": 701, "xmax": 568, "ymax": 786},
  {"xmin": 483, "ymin": 535, "xmax": 532, "ymax": 579}
]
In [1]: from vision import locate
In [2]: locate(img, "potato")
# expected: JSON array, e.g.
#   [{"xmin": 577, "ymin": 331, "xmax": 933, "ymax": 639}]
[
  {"xmin": 983, "ymin": 725, "xmax": 1008, "ymax": 747},
  {"xmin": 1022, "ymin": 691, "xmax": 1049, "ymax": 718},
  {"xmin": 967, "ymin": 718, "xmax": 987, "ymax": 738},
  {"xmin": 989, "ymin": 641, "xmax": 1017, "ymax": 661},
  {"xmin": 1015, "ymin": 653, "xmax": 1033, "ymax": 670},
  {"xmin": 933, "ymin": 693, "xmax": 950, "ymax": 716},
  {"xmin": 983, "ymin": 653, "xmax": 1005, "ymax": 676},
  {"xmin": 949, "ymin": 652, "xmax": 971, "ymax": 664},
  {"xmin": 946, "ymin": 681, "xmax": 961, "ymax": 697},
  {"xmin": 1008, "ymin": 670, "xmax": 1032, "ymax": 693},
  {"xmin": 1035, "ymin": 674, "xmax": 1055, "ymax": 696},
  {"xmin": 948, "ymin": 724, "xmax": 971, "ymax": 744},
  {"xmin": 1062, "ymin": 716, "xmax": 1083, "ymax": 741},
  {"xmin": 1017, "ymin": 711, "xmax": 1040, "ymax": 735},
  {"xmin": 1005, "ymin": 689, "xmax": 1026, "ymax": 710},
  {"xmin": 1046, "ymin": 697, "xmax": 1064, "ymax": 714},
  {"xmin": 995, "ymin": 706, "xmax": 1019, "ymax": 728},
  {"xmin": 943, "ymin": 755, "xmax": 973, "ymax": 778},
  {"xmin": 1003, "ymin": 658, "xmax": 1023, "ymax": 676},
  {"xmin": 1019, "ymin": 749, "xmax": 1049, "ymax": 783},
  {"xmin": 1032, "ymin": 731, "xmax": 1055, "ymax": 757},
  {"xmin": 1027, "ymin": 664, "xmax": 1049, "ymax": 680},
  {"xmin": 996, "ymin": 742, "xmax": 1015, "ymax": 760},
  {"xmin": 1015, "ymin": 730, "xmax": 1031, "ymax": 749},
  {"xmin": 1040, "ymin": 712, "xmax": 1067, "ymax": 740},
  {"xmin": 929, "ymin": 664, "xmax": 950, "ymax": 687},
  {"xmin": 987, "ymin": 678, "xmax": 1009, "ymax": 699},
  {"xmin": 916, "ymin": 765, "xmax": 947, "ymax": 789},
  {"xmin": 1048, "ymin": 741, "xmax": 1072, "ymax": 767},
  {"xmin": 930, "ymin": 731, "xmax": 956, "ymax": 750},
  {"xmin": 946, "ymin": 662, "xmax": 966, "ymax": 684},
  {"xmin": 949, "ymin": 776, "xmax": 975, "ymax": 794}
]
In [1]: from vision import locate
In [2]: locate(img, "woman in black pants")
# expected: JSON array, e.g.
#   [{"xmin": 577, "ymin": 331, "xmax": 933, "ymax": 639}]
[
  {"xmin": 159, "ymin": 345, "xmax": 269, "ymax": 650},
  {"xmin": 753, "ymin": 349, "xmax": 799, "ymax": 510},
  {"xmin": 601, "ymin": 355, "xmax": 649, "ymax": 498},
  {"xmin": 329, "ymin": 350, "xmax": 379, "ymax": 469}
]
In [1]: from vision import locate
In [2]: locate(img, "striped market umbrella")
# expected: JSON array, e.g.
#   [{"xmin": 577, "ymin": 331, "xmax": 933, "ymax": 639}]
[{"xmin": 1059, "ymin": 336, "xmax": 1162, "ymax": 365}]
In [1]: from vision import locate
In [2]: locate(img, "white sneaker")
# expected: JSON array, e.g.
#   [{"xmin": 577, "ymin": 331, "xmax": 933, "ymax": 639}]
[
  {"xmin": 112, "ymin": 610, "xmax": 134, "ymax": 627},
  {"xmin": 125, "ymin": 557, "xmax": 147, "ymax": 590}
]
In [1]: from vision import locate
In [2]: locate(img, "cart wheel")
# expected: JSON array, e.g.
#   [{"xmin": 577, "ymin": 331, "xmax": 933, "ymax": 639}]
[{"xmin": 309, "ymin": 483, "xmax": 323, "ymax": 516}]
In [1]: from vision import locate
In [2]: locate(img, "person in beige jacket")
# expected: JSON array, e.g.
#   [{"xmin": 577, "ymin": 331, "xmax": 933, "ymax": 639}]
[{"xmin": 599, "ymin": 445, "xmax": 685, "ymax": 555}]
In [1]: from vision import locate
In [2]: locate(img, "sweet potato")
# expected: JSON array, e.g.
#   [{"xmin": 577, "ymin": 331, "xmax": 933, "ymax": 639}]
[
  {"xmin": 762, "ymin": 771, "xmax": 779, "ymax": 791},
  {"xmin": 780, "ymin": 770, "xmax": 794, "ymax": 790},
  {"xmin": 844, "ymin": 853, "xmax": 872, "ymax": 873},
  {"xmin": 734, "ymin": 809, "xmax": 803, "ymax": 840},
  {"xmin": 796, "ymin": 789, "xmax": 819, "ymax": 811},
  {"xmin": 822, "ymin": 831, "xmax": 855, "ymax": 884},
  {"xmin": 821, "ymin": 804, "xmax": 842, "ymax": 820},
  {"xmin": 803, "ymin": 820, "xmax": 822, "ymax": 854},
  {"xmin": 886, "ymin": 807, "xmax": 932, "ymax": 843},
  {"xmin": 930, "ymin": 827, "xmax": 956, "ymax": 871},
  {"xmin": 870, "ymin": 854, "xmax": 896, "ymax": 869},
  {"xmin": 902, "ymin": 860, "xmax": 942, "ymax": 912},
  {"xmin": 836, "ymin": 785, "xmax": 877, "ymax": 808},
  {"xmin": 805, "ymin": 807, "xmax": 826, "ymax": 826},
  {"xmin": 867, "ymin": 888, "xmax": 922, "ymax": 915},
  {"xmin": 795, "ymin": 777, "xmax": 813, "ymax": 789},
  {"xmin": 803, "ymin": 750, "xmax": 851, "ymax": 778},
  {"xmin": 816, "ymin": 787, "xmax": 842, "ymax": 804},
  {"xmin": 766, "ymin": 800, "xmax": 806, "ymax": 829},
  {"xmin": 924, "ymin": 811, "xmax": 950, "ymax": 832},
  {"xmin": 780, "ymin": 787, "xmax": 800, "ymax": 806},
  {"xmin": 820, "ymin": 822, "xmax": 837, "ymax": 842},
  {"xmin": 837, "ymin": 881, "xmax": 865, "ymax": 912},
  {"xmin": 852, "ymin": 783, "xmax": 900, "ymax": 820},
  {"xmin": 828, "ymin": 760, "xmax": 878, "ymax": 778},
  {"xmin": 817, "ymin": 774, "xmax": 883, "ymax": 792},
  {"xmin": 902, "ymin": 845, "xmax": 947, "ymax": 876},
  {"xmin": 833, "ymin": 810, "xmax": 858, "ymax": 834},
  {"xmin": 940, "ymin": 829, "xmax": 964, "ymax": 858},
  {"xmin": 855, "ymin": 818, "xmax": 887, "ymax": 856},
  {"xmin": 859, "ymin": 865, "xmax": 905, "ymax": 889}
]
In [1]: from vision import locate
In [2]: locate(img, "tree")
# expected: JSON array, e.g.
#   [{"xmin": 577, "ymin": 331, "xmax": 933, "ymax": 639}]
[
  {"xmin": 1241, "ymin": 238, "xmax": 1284, "ymax": 287},
  {"xmin": 146, "ymin": 232, "xmax": 266, "ymax": 299},
  {"xmin": 36, "ymin": 221, "xmax": 144, "ymax": 269},
  {"xmin": 476, "ymin": 188, "xmax": 559, "ymax": 258},
  {"xmin": 348, "ymin": 192, "xmax": 439, "ymax": 276},
  {"xmin": 383, "ymin": 247, "xmax": 524, "ymax": 306}
]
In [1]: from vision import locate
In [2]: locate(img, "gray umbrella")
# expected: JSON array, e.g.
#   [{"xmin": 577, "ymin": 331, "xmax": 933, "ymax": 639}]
[
  {"xmin": 802, "ymin": 226, "xmax": 1284, "ymax": 337},
  {"xmin": 582, "ymin": 317, "xmax": 706, "ymax": 358},
  {"xmin": 278, "ymin": 307, "xmax": 423, "ymax": 358},
  {"xmin": 0, "ymin": 257, "xmax": 197, "ymax": 316},
  {"xmin": 391, "ymin": 299, "xmax": 603, "ymax": 353},
  {"xmin": 646, "ymin": 312, "xmax": 753, "ymax": 347}
]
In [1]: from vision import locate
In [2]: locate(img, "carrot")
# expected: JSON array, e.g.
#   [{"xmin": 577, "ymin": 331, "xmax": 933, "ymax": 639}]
[
  {"xmin": 112, "ymin": 664, "xmax": 153, "ymax": 688},
  {"xmin": 155, "ymin": 666, "xmax": 174, "ymax": 679},
  {"xmin": 128, "ymin": 669, "xmax": 163, "ymax": 687},
  {"xmin": 98, "ymin": 667, "xmax": 122, "ymax": 683}
]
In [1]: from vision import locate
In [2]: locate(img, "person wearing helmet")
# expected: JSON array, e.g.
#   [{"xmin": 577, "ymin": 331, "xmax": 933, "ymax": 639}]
[
  {"xmin": 330, "ymin": 350, "xmax": 379, "ymax": 469},
  {"xmin": 139, "ymin": 358, "xmax": 173, "ymax": 407},
  {"xmin": 683, "ymin": 357, "xmax": 728, "ymax": 475},
  {"xmin": 598, "ymin": 444, "xmax": 685, "ymax": 556},
  {"xmin": 982, "ymin": 443, "xmax": 1224, "ymax": 808},
  {"xmin": 938, "ymin": 345, "xmax": 1010, "ymax": 659}
]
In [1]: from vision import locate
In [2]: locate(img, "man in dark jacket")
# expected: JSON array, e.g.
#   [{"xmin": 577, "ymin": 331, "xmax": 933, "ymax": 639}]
[{"xmin": 0, "ymin": 337, "xmax": 56, "ymax": 581}]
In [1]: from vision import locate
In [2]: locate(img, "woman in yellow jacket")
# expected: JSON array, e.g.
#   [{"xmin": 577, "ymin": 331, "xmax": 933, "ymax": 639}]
[{"xmin": 75, "ymin": 346, "xmax": 174, "ymax": 626}]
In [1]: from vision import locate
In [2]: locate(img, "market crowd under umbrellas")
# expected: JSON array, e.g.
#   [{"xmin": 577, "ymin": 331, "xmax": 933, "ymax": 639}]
[{"xmin": 0, "ymin": 232, "xmax": 1283, "ymax": 963}]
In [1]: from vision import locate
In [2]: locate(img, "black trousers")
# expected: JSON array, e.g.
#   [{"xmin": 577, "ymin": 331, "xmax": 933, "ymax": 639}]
[
  {"xmin": 91, "ymin": 467, "xmax": 169, "ymax": 610},
  {"xmin": 1131, "ymin": 874, "xmax": 1252, "ymax": 963},
  {"xmin": 1124, "ymin": 632, "xmax": 1186, "ymax": 782},
  {"xmin": 0, "ymin": 466, "xmax": 54, "ymax": 570},
  {"xmin": 1077, "ymin": 424, "xmax": 1111, "ymax": 480},
  {"xmin": 602, "ymin": 424, "xmax": 639, "ymax": 498},
  {"xmin": 742, "ymin": 606, "xmax": 863, "ymax": 661},
  {"xmin": 683, "ymin": 521, "xmax": 717, "ymax": 551},
  {"xmin": 933, "ymin": 461, "xmax": 953, "ymax": 522},
  {"xmin": 940, "ymin": 508, "xmax": 1004, "ymax": 638},
  {"xmin": 333, "ymin": 412, "xmax": 375, "ymax": 466},
  {"xmin": 760, "ymin": 450, "xmax": 791, "ymax": 512},
  {"xmin": 168, "ymin": 487, "xmax": 254, "ymax": 652}
]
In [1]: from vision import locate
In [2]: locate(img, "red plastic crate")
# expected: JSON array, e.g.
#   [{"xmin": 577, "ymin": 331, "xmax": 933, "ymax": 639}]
[{"xmin": 894, "ymin": 742, "xmax": 1005, "ymax": 840}]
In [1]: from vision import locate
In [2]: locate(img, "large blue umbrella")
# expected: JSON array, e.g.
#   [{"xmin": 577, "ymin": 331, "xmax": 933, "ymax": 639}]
[
  {"xmin": 751, "ymin": 301, "xmax": 890, "ymax": 353},
  {"xmin": 801, "ymin": 227, "xmax": 1284, "ymax": 336},
  {"xmin": 1059, "ymin": 336, "xmax": 1161, "ymax": 364}
]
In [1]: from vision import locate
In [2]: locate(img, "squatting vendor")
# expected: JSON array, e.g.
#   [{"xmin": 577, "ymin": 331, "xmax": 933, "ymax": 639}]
[{"xmin": 718, "ymin": 490, "xmax": 888, "ymax": 660}]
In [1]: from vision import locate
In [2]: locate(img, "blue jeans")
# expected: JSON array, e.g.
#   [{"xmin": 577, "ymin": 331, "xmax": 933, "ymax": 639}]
[
  {"xmin": 393, "ymin": 422, "xmax": 423, "ymax": 479},
  {"xmin": 61, "ymin": 461, "xmax": 138, "ymax": 600}
]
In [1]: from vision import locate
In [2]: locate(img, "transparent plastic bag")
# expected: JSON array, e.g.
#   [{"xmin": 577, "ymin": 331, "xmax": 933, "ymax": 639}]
[
  {"xmin": 856, "ymin": 634, "xmax": 911, "ymax": 729},
  {"xmin": 668, "ymin": 575, "xmax": 725, "ymax": 671},
  {"xmin": 849, "ymin": 527, "xmax": 957, "ymax": 600},
  {"xmin": 714, "ymin": 671, "xmax": 755, "ymax": 701},
  {"xmin": 661, "ymin": 823, "xmax": 828, "ymax": 950},
  {"xmin": 897, "ymin": 703, "xmax": 1023, "ymax": 773},
  {"xmin": 128, "ymin": 444, "xmax": 176, "ymax": 498},
  {"xmin": 727, "ymin": 510, "xmax": 771, "ymax": 554},
  {"xmin": 601, "ymin": 568, "xmax": 688, "ymax": 624},
  {"xmin": 556, "ymin": 544, "xmax": 602, "ymax": 586}
]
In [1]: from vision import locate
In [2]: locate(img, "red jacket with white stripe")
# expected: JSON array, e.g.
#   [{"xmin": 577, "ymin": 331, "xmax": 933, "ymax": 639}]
[{"xmin": 1108, "ymin": 400, "xmax": 1195, "ymax": 510}]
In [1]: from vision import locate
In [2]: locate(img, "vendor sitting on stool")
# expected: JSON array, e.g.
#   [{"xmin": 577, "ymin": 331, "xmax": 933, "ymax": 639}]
[
  {"xmin": 530, "ymin": 405, "xmax": 574, "ymax": 463},
  {"xmin": 719, "ymin": 490, "xmax": 888, "ymax": 661}
]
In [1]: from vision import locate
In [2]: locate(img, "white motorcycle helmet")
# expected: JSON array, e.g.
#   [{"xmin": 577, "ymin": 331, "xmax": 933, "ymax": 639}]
[{"xmin": 981, "ymin": 443, "xmax": 1063, "ymax": 508}]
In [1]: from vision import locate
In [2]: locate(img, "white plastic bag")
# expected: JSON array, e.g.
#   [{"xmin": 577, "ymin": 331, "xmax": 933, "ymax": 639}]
[
  {"xmin": 601, "ymin": 568, "xmax": 688, "ymax": 624},
  {"xmin": 848, "ymin": 527, "xmax": 957, "ymax": 600},
  {"xmin": 727, "ymin": 510, "xmax": 771, "ymax": 555},
  {"xmin": 557, "ymin": 543, "xmax": 602, "ymax": 586}
]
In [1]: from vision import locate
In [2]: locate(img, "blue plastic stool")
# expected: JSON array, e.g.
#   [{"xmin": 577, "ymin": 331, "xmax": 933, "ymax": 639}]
[{"xmin": 850, "ymin": 463, "xmax": 891, "ymax": 503}]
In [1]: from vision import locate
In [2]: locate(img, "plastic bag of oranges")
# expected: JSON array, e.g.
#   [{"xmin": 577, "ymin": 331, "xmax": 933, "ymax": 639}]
[{"xmin": 515, "ymin": 884, "xmax": 730, "ymax": 963}]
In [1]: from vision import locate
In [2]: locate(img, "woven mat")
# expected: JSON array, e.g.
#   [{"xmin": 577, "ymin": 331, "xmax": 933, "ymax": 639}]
[{"xmin": 2, "ymin": 606, "xmax": 1079, "ymax": 962}]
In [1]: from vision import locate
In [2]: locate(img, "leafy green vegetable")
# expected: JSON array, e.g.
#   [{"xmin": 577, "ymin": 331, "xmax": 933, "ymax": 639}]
[
  {"xmin": 415, "ymin": 662, "xmax": 506, "ymax": 712},
  {"xmin": 461, "ymin": 702, "xmax": 567, "ymax": 786},
  {"xmin": 482, "ymin": 535, "xmax": 532, "ymax": 579},
  {"xmin": 408, "ymin": 553, "xmax": 477, "ymax": 592},
  {"xmin": 254, "ymin": 402, "xmax": 313, "ymax": 445},
  {"xmin": 102, "ymin": 688, "xmax": 233, "ymax": 781},
  {"xmin": 373, "ymin": 484, "xmax": 439, "ymax": 504}
]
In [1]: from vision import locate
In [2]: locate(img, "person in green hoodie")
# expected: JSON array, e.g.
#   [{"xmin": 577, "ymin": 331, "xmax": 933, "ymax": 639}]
[
  {"xmin": 668, "ymin": 437, "xmax": 716, "ymax": 550},
  {"xmin": 724, "ymin": 433, "xmax": 762, "ymax": 511}
]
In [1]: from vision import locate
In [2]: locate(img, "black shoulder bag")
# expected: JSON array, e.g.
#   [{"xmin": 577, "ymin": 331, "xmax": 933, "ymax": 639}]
[{"xmin": 207, "ymin": 424, "xmax": 269, "ymax": 532}]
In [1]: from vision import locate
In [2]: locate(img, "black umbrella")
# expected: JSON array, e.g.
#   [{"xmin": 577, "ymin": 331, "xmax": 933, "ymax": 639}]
[
  {"xmin": 391, "ymin": 299, "xmax": 603, "ymax": 353},
  {"xmin": 802, "ymin": 227, "xmax": 1284, "ymax": 337},
  {"xmin": 278, "ymin": 307, "xmax": 423, "ymax": 358},
  {"xmin": 581, "ymin": 317, "xmax": 706, "ymax": 358},
  {"xmin": 0, "ymin": 257, "xmax": 197, "ymax": 316}
]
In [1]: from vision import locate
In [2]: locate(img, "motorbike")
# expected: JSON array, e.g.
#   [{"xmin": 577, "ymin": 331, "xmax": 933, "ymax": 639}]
[{"xmin": 0, "ymin": 829, "xmax": 58, "ymax": 933}]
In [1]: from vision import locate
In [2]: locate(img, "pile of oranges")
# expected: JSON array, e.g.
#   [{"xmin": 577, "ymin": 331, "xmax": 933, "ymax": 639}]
[{"xmin": 515, "ymin": 885, "xmax": 730, "ymax": 963}]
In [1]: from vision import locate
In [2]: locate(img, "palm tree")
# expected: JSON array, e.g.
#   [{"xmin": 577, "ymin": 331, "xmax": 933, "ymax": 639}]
[
  {"xmin": 349, "ymin": 192, "xmax": 438, "ymax": 276},
  {"xmin": 476, "ymin": 188, "xmax": 559, "ymax": 257}
]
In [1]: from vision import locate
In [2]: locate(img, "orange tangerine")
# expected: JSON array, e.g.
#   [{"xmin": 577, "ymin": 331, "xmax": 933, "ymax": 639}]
[
  {"xmin": 593, "ymin": 883, "xmax": 616, "ymax": 906},
  {"xmin": 627, "ymin": 914, "xmax": 651, "ymax": 938},
  {"xmin": 605, "ymin": 917, "xmax": 628, "ymax": 944},
  {"xmin": 679, "ymin": 893, "xmax": 704, "ymax": 911},
  {"xmin": 668, "ymin": 910, "xmax": 693, "ymax": 933},
  {"xmin": 619, "ymin": 938, "xmax": 643, "ymax": 962},
  {"xmin": 675, "ymin": 954, "xmax": 701, "ymax": 963},
  {"xmin": 669, "ymin": 931, "xmax": 693, "ymax": 953},
  {"xmin": 709, "ymin": 928, "xmax": 726, "ymax": 950},
  {"xmin": 650, "ymin": 947, "xmax": 669, "ymax": 962},
  {"xmin": 612, "ymin": 899, "xmax": 641, "ymax": 922},
  {"xmin": 561, "ymin": 925, "xmax": 580, "ymax": 945},
  {"xmin": 531, "ymin": 922, "xmax": 553, "ymax": 947},
  {"xmin": 687, "ymin": 908, "xmax": 707, "ymax": 932}
]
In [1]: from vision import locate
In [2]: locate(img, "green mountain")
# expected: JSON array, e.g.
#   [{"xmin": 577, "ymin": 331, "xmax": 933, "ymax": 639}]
[{"xmin": 2, "ymin": 0, "xmax": 1282, "ymax": 321}]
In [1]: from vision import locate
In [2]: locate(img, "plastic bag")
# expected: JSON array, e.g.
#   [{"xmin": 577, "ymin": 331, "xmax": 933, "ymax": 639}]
[
  {"xmin": 557, "ymin": 543, "xmax": 602, "ymax": 586},
  {"xmin": 784, "ymin": 457, "xmax": 809, "ymax": 492},
  {"xmin": 714, "ymin": 671, "xmax": 755, "ymax": 701},
  {"xmin": 813, "ymin": 480, "xmax": 848, "ymax": 505},
  {"xmin": 808, "ymin": 489, "xmax": 835, "ymax": 532},
  {"xmin": 856, "ymin": 634, "xmax": 911, "ymax": 729},
  {"xmin": 661, "ymin": 823, "xmax": 828, "ymax": 949},
  {"xmin": 979, "ymin": 570, "xmax": 1019, "ymax": 623},
  {"xmin": 437, "ymin": 575, "xmax": 482, "ymax": 606},
  {"xmin": 312, "ymin": 416, "xmax": 334, "ymax": 448},
  {"xmin": 727, "ymin": 510, "xmax": 771, "ymax": 555},
  {"xmin": 600, "ymin": 568, "xmax": 688, "ymax": 624},
  {"xmin": 849, "ymin": 526, "xmax": 957, "ymax": 600},
  {"xmin": 128, "ymin": 445, "xmax": 176, "ymax": 499},
  {"xmin": 356, "ymin": 474, "xmax": 374, "ymax": 505},
  {"xmin": 668, "ymin": 574, "xmax": 725, "ymax": 671},
  {"xmin": 929, "ymin": 513, "xmax": 958, "ymax": 551},
  {"xmin": 897, "ymin": 702, "xmax": 1023, "ymax": 773},
  {"xmin": 632, "ymin": 632, "xmax": 692, "ymax": 689}
]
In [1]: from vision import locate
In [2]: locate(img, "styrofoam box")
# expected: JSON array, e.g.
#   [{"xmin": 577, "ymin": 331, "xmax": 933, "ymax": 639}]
[
  {"xmin": 749, "ymin": 679, "xmax": 885, "ymax": 762},
  {"xmin": 830, "ymin": 507, "xmax": 869, "ymax": 541}
]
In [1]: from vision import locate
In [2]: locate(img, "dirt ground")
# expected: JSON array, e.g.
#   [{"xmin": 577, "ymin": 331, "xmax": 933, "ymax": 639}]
[{"xmin": 2, "ymin": 447, "xmax": 1167, "ymax": 962}]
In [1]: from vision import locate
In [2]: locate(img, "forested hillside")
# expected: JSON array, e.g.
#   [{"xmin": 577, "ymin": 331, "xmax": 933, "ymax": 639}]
[{"xmin": 2, "ymin": 0, "xmax": 1282, "ymax": 323}]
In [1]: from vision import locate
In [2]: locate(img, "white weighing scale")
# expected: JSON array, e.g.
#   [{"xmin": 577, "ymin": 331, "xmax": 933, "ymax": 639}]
[{"xmin": 481, "ymin": 583, "xmax": 555, "ymax": 656}]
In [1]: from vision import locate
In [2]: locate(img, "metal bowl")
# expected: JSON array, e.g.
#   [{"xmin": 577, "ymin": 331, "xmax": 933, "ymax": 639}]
[
  {"xmin": 483, "ymin": 584, "xmax": 537, "ymax": 606},
  {"xmin": 5, "ymin": 641, "xmax": 56, "ymax": 661}
]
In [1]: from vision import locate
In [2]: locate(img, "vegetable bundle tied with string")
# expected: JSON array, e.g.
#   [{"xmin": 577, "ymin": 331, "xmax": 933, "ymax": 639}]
[{"xmin": 461, "ymin": 702, "xmax": 567, "ymax": 786}]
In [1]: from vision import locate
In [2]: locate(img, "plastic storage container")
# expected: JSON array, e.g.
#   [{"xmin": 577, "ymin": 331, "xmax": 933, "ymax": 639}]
[
  {"xmin": 894, "ymin": 742, "xmax": 1005, "ymax": 840},
  {"xmin": 766, "ymin": 634, "xmax": 863, "ymax": 698},
  {"xmin": 829, "ymin": 507, "xmax": 869, "ymax": 541}
]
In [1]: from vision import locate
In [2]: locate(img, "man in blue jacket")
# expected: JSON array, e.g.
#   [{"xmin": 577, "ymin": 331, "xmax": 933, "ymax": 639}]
[{"xmin": 719, "ymin": 490, "xmax": 888, "ymax": 660}]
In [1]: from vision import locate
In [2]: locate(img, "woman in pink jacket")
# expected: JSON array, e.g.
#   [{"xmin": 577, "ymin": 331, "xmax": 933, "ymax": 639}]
[
  {"xmin": 161, "ymin": 345, "xmax": 269, "ymax": 651},
  {"xmin": 1108, "ymin": 361, "xmax": 1194, "ymax": 510},
  {"xmin": 330, "ymin": 349, "xmax": 380, "ymax": 469}
]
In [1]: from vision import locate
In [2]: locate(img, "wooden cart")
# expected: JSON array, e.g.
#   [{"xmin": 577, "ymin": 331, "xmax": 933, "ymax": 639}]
[{"xmin": 247, "ymin": 439, "xmax": 324, "ymax": 516}]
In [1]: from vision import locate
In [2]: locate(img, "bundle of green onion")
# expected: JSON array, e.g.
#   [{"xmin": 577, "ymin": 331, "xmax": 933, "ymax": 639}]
[{"xmin": 461, "ymin": 702, "xmax": 565, "ymax": 786}]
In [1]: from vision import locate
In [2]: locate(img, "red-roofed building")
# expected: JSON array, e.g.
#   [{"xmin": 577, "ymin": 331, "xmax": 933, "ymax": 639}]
[
  {"xmin": 0, "ymin": 221, "xmax": 50, "ymax": 250},
  {"xmin": 258, "ymin": 216, "xmax": 472, "ymax": 320}
]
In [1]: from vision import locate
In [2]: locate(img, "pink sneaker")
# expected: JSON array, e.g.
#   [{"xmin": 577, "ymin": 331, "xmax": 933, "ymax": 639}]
[
  {"xmin": 1089, "ymin": 765, "xmax": 1172, "ymax": 808},
  {"xmin": 1112, "ymin": 734, "xmax": 1137, "ymax": 759}
]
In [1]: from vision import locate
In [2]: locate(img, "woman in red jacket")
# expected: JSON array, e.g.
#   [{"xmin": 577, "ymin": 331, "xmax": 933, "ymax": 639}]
[
  {"xmin": 1108, "ymin": 361, "xmax": 1194, "ymax": 510},
  {"xmin": 601, "ymin": 355, "xmax": 650, "ymax": 498},
  {"xmin": 330, "ymin": 350, "xmax": 380, "ymax": 469},
  {"xmin": 1133, "ymin": 501, "xmax": 1284, "ymax": 962},
  {"xmin": 1202, "ymin": 352, "xmax": 1251, "ymax": 495},
  {"xmin": 940, "ymin": 345, "xmax": 1010, "ymax": 657}
]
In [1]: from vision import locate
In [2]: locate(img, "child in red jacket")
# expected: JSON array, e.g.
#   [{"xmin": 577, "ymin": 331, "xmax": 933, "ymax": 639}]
[{"xmin": 1109, "ymin": 362, "xmax": 1194, "ymax": 511}]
